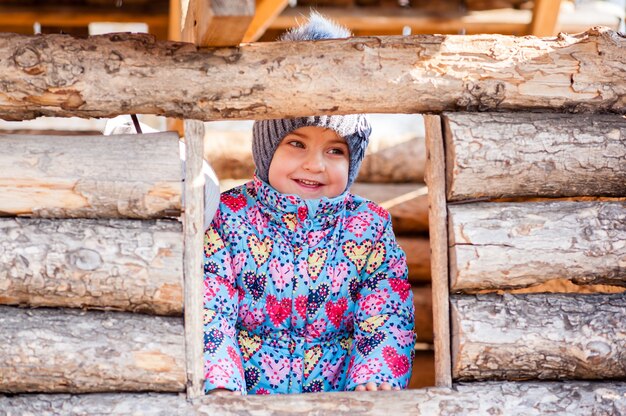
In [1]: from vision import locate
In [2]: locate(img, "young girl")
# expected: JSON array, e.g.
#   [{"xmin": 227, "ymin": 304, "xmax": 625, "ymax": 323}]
[{"xmin": 203, "ymin": 13, "xmax": 415, "ymax": 395}]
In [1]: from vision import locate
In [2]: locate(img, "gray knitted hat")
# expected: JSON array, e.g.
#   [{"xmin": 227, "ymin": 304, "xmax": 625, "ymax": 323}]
[{"xmin": 252, "ymin": 13, "xmax": 371, "ymax": 192}]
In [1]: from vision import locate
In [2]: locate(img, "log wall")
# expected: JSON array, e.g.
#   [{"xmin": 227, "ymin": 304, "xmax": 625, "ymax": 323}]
[
  {"xmin": 0, "ymin": 307, "xmax": 186, "ymax": 393},
  {"xmin": 444, "ymin": 113, "xmax": 626, "ymax": 201},
  {"xmin": 0, "ymin": 133, "xmax": 182, "ymax": 218},
  {"xmin": 0, "ymin": 28, "xmax": 623, "ymax": 121},
  {"xmin": 2, "ymin": 382, "xmax": 625, "ymax": 415},
  {"xmin": 451, "ymin": 293, "xmax": 626, "ymax": 381},
  {"xmin": 0, "ymin": 218, "xmax": 183, "ymax": 314},
  {"xmin": 448, "ymin": 201, "xmax": 626, "ymax": 291}
]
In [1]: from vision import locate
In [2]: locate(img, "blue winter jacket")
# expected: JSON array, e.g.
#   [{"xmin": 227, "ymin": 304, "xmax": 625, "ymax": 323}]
[{"xmin": 203, "ymin": 177, "xmax": 415, "ymax": 394}]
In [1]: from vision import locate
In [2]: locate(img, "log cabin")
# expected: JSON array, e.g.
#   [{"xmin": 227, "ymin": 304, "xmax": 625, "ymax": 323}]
[{"xmin": 0, "ymin": 0, "xmax": 625, "ymax": 414}]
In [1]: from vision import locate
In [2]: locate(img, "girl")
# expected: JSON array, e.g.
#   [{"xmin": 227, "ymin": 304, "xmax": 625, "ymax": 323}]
[{"xmin": 203, "ymin": 13, "xmax": 415, "ymax": 395}]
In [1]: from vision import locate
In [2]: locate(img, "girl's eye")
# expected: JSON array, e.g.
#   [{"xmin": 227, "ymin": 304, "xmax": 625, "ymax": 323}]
[
  {"xmin": 287, "ymin": 140, "xmax": 304, "ymax": 148},
  {"xmin": 328, "ymin": 148, "xmax": 346, "ymax": 155}
]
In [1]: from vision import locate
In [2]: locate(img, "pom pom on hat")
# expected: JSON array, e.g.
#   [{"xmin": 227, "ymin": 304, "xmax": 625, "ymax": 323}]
[{"xmin": 252, "ymin": 12, "xmax": 371, "ymax": 193}]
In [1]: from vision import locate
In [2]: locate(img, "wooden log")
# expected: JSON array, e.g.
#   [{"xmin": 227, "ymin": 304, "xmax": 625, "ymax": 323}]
[
  {"xmin": 0, "ymin": 133, "xmax": 182, "ymax": 219},
  {"xmin": 0, "ymin": 218, "xmax": 183, "ymax": 315},
  {"xmin": 424, "ymin": 114, "xmax": 452, "ymax": 387},
  {"xmin": 350, "ymin": 183, "xmax": 430, "ymax": 235},
  {"xmin": 444, "ymin": 113, "xmax": 626, "ymax": 201},
  {"xmin": 448, "ymin": 201, "xmax": 626, "ymax": 291},
  {"xmin": 0, "ymin": 28, "xmax": 623, "ymax": 121},
  {"xmin": 412, "ymin": 286, "xmax": 433, "ymax": 343},
  {"xmin": 182, "ymin": 0, "xmax": 255, "ymax": 46},
  {"xmin": 451, "ymin": 293, "xmax": 626, "ymax": 381},
  {"xmin": 2, "ymin": 381, "xmax": 625, "ymax": 414},
  {"xmin": 398, "ymin": 236, "xmax": 431, "ymax": 283},
  {"xmin": 408, "ymin": 349, "xmax": 435, "ymax": 390},
  {"xmin": 0, "ymin": 306, "xmax": 186, "ymax": 393}
]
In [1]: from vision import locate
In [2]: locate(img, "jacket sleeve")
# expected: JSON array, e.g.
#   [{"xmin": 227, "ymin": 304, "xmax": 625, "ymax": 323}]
[
  {"xmin": 203, "ymin": 209, "xmax": 246, "ymax": 394},
  {"xmin": 345, "ymin": 215, "xmax": 416, "ymax": 390}
]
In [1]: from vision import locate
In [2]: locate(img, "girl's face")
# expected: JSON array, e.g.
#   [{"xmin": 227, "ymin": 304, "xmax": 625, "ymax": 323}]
[{"xmin": 268, "ymin": 126, "xmax": 350, "ymax": 199}]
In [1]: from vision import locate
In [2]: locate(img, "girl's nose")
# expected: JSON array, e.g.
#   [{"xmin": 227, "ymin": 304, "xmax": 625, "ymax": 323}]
[{"xmin": 302, "ymin": 151, "xmax": 325, "ymax": 172}]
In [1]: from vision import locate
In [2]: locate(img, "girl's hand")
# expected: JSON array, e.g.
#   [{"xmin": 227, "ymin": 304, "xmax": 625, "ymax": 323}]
[
  {"xmin": 208, "ymin": 388, "xmax": 242, "ymax": 395},
  {"xmin": 354, "ymin": 382, "xmax": 400, "ymax": 391}
]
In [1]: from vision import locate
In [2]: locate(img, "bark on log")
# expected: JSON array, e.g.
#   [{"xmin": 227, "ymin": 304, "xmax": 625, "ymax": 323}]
[
  {"xmin": 0, "ymin": 218, "xmax": 183, "ymax": 314},
  {"xmin": 0, "ymin": 133, "xmax": 182, "ymax": 218},
  {"xmin": 398, "ymin": 236, "xmax": 431, "ymax": 283},
  {"xmin": 0, "ymin": 28, "xmax": 623, "ymax": 121},
  {"xmin": 451, "ymin": 293, "xmax": 626, "ymax": 381},
  {"xmin": 412, "ymin": 286, "xmax": 433, "ymax": 343},
  {"xmin": 1, "ymin": 382, "xmax": 624, "ymax": 415},
  {"xmin": 0, "ymin": 306, "xmax": 186, "ymax": 393},
  {"xmin": 448, "ymin": 201, "xmax": 626, "ymax": 291},
  {"xmin": 444, "ymin": 113, "xmax": 626, "ymax": 201}
]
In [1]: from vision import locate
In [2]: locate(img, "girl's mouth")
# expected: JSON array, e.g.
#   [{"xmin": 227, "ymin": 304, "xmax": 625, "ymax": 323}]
[{"xmin": 295, "ymin": 179, "xmax": 323, "ymax": 188}]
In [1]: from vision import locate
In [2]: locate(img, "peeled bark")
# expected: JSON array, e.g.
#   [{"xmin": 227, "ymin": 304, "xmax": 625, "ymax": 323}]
[
  {"xmin": 448, "ymin": 201, "xmax": 626, "ymax": 291},
  {"xmin": 2, "ymin": 382, "xmax": 624, "ymax": 415},
  {"xmin": 0, "ymin": 307, "xmax": 186, "ymax": 393},
  {"xmin": 0, "ymin": 218, "xmax": 183, "ymax": 314},
  {"xmin": 451, "ymin": 293, "xmax": 626, "ymax": 381},
  {"xmin": 444, "ymin": 113, "xmax": 626, "ymax": 201},
  {"xmin": 0, "ymin": 28, "xmax": 623, "ymax": 121},
  {"xmin": 0, "ymin": 133, "xmax": 182, "ymax": 219}
]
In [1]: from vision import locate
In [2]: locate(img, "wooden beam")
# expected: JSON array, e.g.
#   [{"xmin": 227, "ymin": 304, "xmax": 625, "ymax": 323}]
[
  {"xmin": 182, "ymin": 120, "xmax": 206, "ymax": 399},
  {"xmin": 451, "ymin": 293, "xmax": 626, "ymax": 380},
  {"xmin": 5, "ymin": 382, "xmax": 623, "ymax": 414},
  {"xmin": 182, "ymin": 0, "xmax": 255, "ymax": 46},
  {"xmin": 443, "ymin": 113, "xmax": 626, "ymax": 201},
  {"xmin": 529, "ymin": 0, "xmax": 562, "ymax": 36},
  {"xmin": 0, "ymin": 29, "xmax": 623, "ymax": 121},
  {"xmin": 243, "ymin": 0, "xmax": 289, "ymax": 43},
  {"xmin": 0, "ymin": 218, "xmax": 183, "ymax": 314},
  {"xmin": 0, "ymin": 133, "xmax": 182, "ymax": 218},
  {"xmin": 0, "ymin": 307, "xmax": 185, "ymax": 393},
  {"xmin": 448, "ymin": 201, "xmax": 626, "ymax": 291},
  {"xmin": 424, "ymin": 115, "xmax": 452, "ymax": 387}
]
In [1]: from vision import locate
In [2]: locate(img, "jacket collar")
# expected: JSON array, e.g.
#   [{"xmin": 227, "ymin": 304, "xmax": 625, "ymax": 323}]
[{"xmin": 253, "ymin": 176, "xmax": 347, "ymax": 231}]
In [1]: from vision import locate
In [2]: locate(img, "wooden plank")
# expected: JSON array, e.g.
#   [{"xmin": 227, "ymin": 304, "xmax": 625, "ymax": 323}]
[
  {"xmin": 0, "ymin": 218, "xmax": 183, "ymax": 314},
  {"xmin": 448, "ymin": 201, "xmax": 626, "ymax": 291},
  {"xmin": 424, "ymin": 115, "xmax": 451, "ymax": 387},
  {"xmin": 182, "ymin": 120, "xmax": 205, "ymax": 399},
  {"xmin": 242, "ymin": 0, "xmax": 289, "ymax": 43},
  {"xmin": 451, "ymin": 293, "xmax": 626, "ymax": 381},
  {"xmin": 0, "ymin": 307, "xmax": 185, "ymax": 393},
  {"xmin": 529, "ymin": 0, "xmax": 561, "ymax": 36},
  {"xmin": 0, "ymin": 133, "xmax": 182, "ymax": 219},
  {"xmin": 0, "ymin": 29, "xmax": 624, "ymax": 121},
  {"xmin": 182, "ymin": 0, "xmax": 255, "ymax": 46},
  {"xmin": 2, "ymin": 382, "xmax": 625, "ymax": 414},
  {"xmin": 444, "ymin": 113, "xmax": 626, "ymax": 201}
]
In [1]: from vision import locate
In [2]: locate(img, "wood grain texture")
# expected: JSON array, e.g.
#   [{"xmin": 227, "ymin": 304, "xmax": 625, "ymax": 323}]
[
  {"xmin": 444, "ymin": 113, "xmax": 626, "ymax": 200},
  {"xmin": 451, "ymin": 293, "xmax": 626, "ymax": 381},
  {"xmin": 448, "ymin": 201, "xmax": 626, "ymax": 291},
  {"xmin": 0, "ymin": 307, "xmax": 185, "ymax": 393},
  {"xmin": 0, "ymin": 218, "xmax": 183, "ymax": 314},
  {"xmin": 182, "ymin": 0, "xmax": 254, "ymax": 46},
  {"xmin": 2, "ymin": 382, "xmax": 624, "ymax": 415},
  {"xmin": 0, "ymin": 28, "xmax": 623, "ymax": 121},
  {"xmin": 0, "ymin": 133, "xmax": 182, "ymax": 218},
  {"xmin": 182, "ymin": 120, "xmax": 205, "ymax": 398},
  {"xmin": 424, "ymin": 115, "xmax": 451, "ymax": 387}
]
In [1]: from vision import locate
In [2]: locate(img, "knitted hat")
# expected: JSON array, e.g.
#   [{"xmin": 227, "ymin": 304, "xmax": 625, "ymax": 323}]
[{"xmin": 252, "ymin": 12, "xmax": 371, "ymax": 192}]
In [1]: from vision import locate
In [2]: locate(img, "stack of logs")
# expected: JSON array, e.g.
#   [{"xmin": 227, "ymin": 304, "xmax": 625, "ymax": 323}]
[
  {"xmin": 0, "ymin": 132, "xmax": 189, "ymax": 394},
  {"xmin": 204, "ymin": 116, "xmax": 436, "ymax": 389}
]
